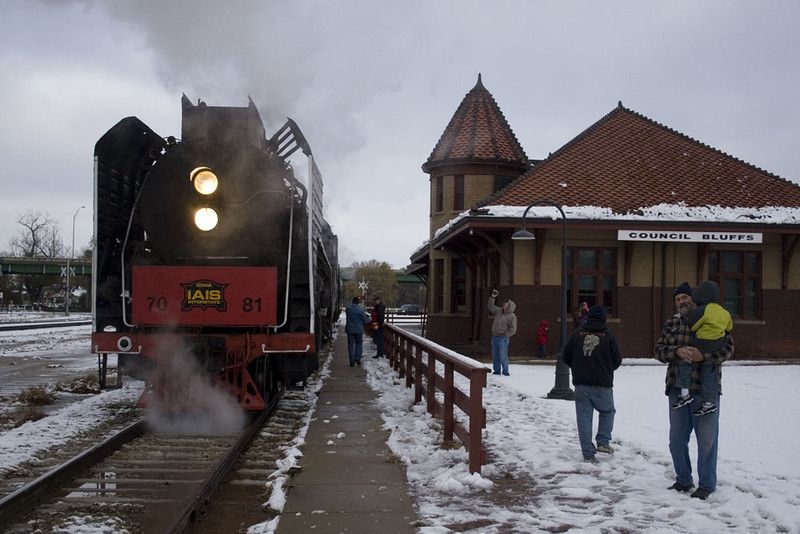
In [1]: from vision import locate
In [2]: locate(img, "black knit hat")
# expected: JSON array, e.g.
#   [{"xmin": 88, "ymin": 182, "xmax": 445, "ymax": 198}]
[
  {"xmin": 587, "ymin": 305, "xmax": 606, "ymax": 323},
  {"xmin": 673, "ymin": 282, "xmax": 692, "ymax": 298}
]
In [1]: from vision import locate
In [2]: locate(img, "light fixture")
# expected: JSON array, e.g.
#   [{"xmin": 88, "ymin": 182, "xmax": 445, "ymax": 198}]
[
  {"xmin": 511, "ymin": 228, "xmax": 535, "ymax": 240},
  {"xmin": 194, "ymin": 207, "xmax": 218, "ymax": 231},
  {"xmin": 65, "ymin": 205, "xmax": 85, "ymax": 316},
  {"xmin": 191, "ymin": 167, "xmax": 218, "ymax": 195}
]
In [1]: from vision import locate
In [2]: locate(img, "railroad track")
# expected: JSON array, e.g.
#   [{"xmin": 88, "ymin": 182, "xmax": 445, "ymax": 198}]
[
  {"xmin": 0, "ymin": 319, "xmax": 92, "ymax": 332},
  {"xmin": 0, "ymin": 398, "xmax": 284, "ymax": 533}
]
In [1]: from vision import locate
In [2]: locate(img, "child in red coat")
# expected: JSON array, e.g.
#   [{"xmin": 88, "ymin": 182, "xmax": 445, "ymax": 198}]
[{"xmin": 537, "ymin": 320, "xmax": 548, "ymax": 358}]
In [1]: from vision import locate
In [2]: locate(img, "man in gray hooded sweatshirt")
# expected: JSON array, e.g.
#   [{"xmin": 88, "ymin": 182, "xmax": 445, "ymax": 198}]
[{"xmin": 487, "ymin": 290, "xmax": 517, "ymax": 376}]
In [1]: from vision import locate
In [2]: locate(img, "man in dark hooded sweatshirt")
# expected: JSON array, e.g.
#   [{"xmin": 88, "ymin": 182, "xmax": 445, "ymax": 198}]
[{"xmin": 562, "ymin": 305, "xmax": 622, "ymax": 462}]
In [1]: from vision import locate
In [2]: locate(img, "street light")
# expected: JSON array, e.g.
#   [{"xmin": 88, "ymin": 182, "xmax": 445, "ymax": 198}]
[
  {"xmin": 511, "ymin": 199, "xmax": 574, "ymax": 400},
  {"xmin": 65, "ymin": 205, "xmax": 85, "ymax": 316}
]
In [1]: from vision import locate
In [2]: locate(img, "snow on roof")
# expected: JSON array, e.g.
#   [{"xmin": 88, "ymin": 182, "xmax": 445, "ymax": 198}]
[{"xmin": 407, "ymin": 203, "xmax": 800, "ymax": 256}]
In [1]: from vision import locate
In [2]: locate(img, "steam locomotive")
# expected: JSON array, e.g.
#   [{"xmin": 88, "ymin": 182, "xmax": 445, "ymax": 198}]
[{"xmin": 91, "ymin": 95, "xmax": 340, "ymax": 411}]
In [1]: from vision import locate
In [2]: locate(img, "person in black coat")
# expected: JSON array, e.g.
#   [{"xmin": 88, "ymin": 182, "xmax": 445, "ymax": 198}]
[
  {"xmin": 371, "ymin": 296, "xmax": 386, "ymax": 358},
  {"xmin": 562, "ymin": 305, "xmax": 622, "ymax": 461}
]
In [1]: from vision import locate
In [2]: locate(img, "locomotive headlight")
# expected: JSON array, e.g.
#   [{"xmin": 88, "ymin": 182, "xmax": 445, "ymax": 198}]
[
  {"xmin": 190, "ymin": 167, "xmax": 218, "ymax": 195},
  {"xmin": 194, "ymin": 207, "xmax": 218, "ymax": 231}
]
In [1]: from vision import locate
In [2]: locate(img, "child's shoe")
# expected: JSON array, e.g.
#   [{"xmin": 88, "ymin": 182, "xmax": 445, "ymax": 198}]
[
  {"xmin": 693, "ymin": 401, "xmax": 717, "ymax": 416},
  {"xmin": 672, "ymin": 395, "xmax": 693, "ymax": 409}
]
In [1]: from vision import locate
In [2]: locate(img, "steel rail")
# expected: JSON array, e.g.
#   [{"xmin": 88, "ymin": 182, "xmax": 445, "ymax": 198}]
[
  {"xmin": 164, "ymin": 390, "xmax": 282, "ymax": 534},
  {"xmin": 0, "ymin": 419, "xmax": 146, "ymax": 525},
  {"xmin": 0, "ymin": 319, "xmax": 92, "ymax": 332}
]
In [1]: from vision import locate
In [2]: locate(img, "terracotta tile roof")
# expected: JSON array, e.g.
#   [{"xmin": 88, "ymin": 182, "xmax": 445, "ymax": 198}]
[
  {"xmin": 422, "ymin": 74, "xmax": 529, "ymax": 173},
  {"xmin": 488, "ymin": 103, "xmax": 800, "ymax": 212}
]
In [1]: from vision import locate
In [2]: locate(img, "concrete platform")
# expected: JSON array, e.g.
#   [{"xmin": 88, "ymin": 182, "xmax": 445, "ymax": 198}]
[{"xmin": 275, "ymin": 330, "xmax": 418, "ymax": 533}]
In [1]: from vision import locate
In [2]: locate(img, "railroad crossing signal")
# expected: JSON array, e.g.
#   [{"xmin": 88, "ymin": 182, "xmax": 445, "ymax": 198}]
[
  {"xmin": 358, "ymin": 278, "xmax": 369, "ymax": 303},
  {"xmin": 60, "ymin": 266, "xmax": 76, "ymax": 277}
]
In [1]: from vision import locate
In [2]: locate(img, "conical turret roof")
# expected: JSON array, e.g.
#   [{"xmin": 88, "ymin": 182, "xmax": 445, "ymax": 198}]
[{"xmin": 422, "ymin": 74, "xmax": 529, "ymax": 174}]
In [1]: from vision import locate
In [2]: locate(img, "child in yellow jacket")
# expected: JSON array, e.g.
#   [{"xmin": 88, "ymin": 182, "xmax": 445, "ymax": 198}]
[{"xmin": 673, "ymin": 281, "xmax": 732, "ymax": 416}]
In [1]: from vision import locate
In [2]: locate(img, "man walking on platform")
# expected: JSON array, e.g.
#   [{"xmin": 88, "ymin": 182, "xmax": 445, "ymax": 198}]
[
  {"xmin": 345, "ymin": 297, "xmax": 370, "ymax": 366},
  {"xmin": 562, "ymin": 305, "xmax": 622, "ymax": 462}
]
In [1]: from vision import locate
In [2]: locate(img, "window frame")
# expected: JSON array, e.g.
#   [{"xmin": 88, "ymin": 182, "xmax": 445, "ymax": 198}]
[
  {"xmin": 433, "ymin": 258, "xmax": 444, "ymax": 313},
  {"xmin": 708, "ymin": 250, "xmax": 761, "ymax": 319},
  {"xmin": 450, "ymin": 258, "xmax": 467, "ymax": 313},
  {"xmin": 565, "ymin": 246, "xmax": 617, "ymax": 316},
  {"xmin": 453, "ymin": 175, "xmax": 465, "ymax": 211},
  {"xmin": 434, "ymin": 176, "xmax": 443, "ymax": 213}
]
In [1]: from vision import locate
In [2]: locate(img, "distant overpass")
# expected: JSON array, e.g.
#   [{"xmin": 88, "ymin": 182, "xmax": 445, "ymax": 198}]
[{"xmin": 0, "ymin": 257, "xmax": 92, "ymax": 276}]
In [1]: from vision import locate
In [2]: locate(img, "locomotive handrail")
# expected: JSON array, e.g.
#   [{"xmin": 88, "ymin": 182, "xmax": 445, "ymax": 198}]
[
  {"xmin": 383, "ymin": 323, "xmax": 489, "ymax": 474},
  {"xmin": 261, "ymin": 344, "xmax": 311, "ymax": 354}
]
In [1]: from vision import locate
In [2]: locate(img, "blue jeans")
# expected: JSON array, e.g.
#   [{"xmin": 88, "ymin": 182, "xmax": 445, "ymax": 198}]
[
  {"xmin": 347, "ymin": 333, "xmax": 363, "ymax": 365},
  {"xmin": 668, "ymin": 388, "xmax": 720, "ymax": 492},
  {"xmin": 491, "ymin": 335, "xmax": 509, "ymax": 374},
  {"xmin": 676, "ymin": 361, "xmax": 718, "ymax": 400},
  {"xmin": 373, "ymin": 327, "xmax": 384, "ymax": 356},
  {"xmin": 574, "ymin": 385, "xmax": 616, "ymax": 459}
]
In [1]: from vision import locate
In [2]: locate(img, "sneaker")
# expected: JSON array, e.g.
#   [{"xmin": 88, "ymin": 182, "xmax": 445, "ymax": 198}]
[
  {"xmin": 492, "ymin": 371, "xmax": 501, "ymax": 375},
  {"xmin": 672, "ymin": 395, "xmax": 693, "ymax": 409},
  {"xmin": 693, "ymin": 402, "xmax": 717, "ymax": 416},
  {"xmin": 372, "ymin": 355, "xmax": 381, "ymax": 359},
  {"xmin": 502, "ymin": 372, "xmax": 510, "ymax": 376},
  {"xmin": 584, "ymin": 456, "xmax": 597, "ymax": 463},
  {"xmin": 596, "ymin": 444, "xmax": 614, "ymax": 454},
  {"xmin": 356, "ymin": 359, "xmax": 361, "ymax": 366},
  {"xmin": 691, "ymin": 487, "xmax": 712, "ymax": 500},
  {"xmin": 668, "ymin": 482, "xmax": 694, "ymax": 493}
]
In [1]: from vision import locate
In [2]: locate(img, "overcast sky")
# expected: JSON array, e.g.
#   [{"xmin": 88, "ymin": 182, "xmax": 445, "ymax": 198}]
[{"xmin": 2, "ymin": 1, "xmax": 799, "ymax": 268}]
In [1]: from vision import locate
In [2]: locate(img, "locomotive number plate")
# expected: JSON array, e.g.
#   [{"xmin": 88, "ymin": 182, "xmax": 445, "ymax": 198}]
[{"xmin": 132, "ymin": 266, "xmax": 278, "ymax": 326}]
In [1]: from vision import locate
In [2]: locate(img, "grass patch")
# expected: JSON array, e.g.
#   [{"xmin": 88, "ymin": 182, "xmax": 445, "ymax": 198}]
[
  {"xmin": 54, "ymin": 373, "xmax": 100, "ymax": 395},
  {"xmin": 0, "ymin": 405, "xmax": 46, "ymax": 430},
  {"xmin": 16, "ymin": 385, "xmax": 56, "ymax": 406}
]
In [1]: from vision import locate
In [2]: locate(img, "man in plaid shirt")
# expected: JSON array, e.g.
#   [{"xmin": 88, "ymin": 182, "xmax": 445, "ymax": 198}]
[{"xmin": 654, "ymin": 282, "xmax": 734, "ymax": 501}]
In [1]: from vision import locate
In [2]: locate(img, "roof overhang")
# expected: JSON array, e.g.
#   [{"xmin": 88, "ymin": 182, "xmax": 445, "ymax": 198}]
[{"xmin": 412, "ymin": 204, "xmax": 800, "ymax": 265}]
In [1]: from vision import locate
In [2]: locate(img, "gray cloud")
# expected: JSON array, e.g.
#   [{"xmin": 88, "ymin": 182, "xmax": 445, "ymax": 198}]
[{"xmin": 2, "ymin": 0, "xmax": 799, "ymax": 266}]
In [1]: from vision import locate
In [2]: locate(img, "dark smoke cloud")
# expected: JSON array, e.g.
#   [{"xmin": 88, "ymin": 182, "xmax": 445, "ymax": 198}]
[{"xmin": 5, "ymin": 0, "xmax": 800, "ymax": 268}]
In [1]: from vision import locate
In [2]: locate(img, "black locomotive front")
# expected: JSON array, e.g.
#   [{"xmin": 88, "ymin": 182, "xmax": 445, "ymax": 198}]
[{"xmin": 92, "ymin": 96, "xmax": 338, "ymax": 411}]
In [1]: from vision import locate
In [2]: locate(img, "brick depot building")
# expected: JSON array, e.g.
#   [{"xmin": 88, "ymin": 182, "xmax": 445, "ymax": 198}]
[{"xmin": 409, "ymin": 75, "xmax": 800, "ymax": 360}]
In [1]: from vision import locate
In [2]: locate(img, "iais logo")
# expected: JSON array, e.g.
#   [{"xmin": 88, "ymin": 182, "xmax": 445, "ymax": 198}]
[{"xmin": 181, "ymin": 279, "xmax": 229, "ymax": 311}]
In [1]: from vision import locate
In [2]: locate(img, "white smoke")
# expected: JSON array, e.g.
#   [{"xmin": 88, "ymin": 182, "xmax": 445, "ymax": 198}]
[{"xmin": 143, "ymin": 335, "xmax": 248, "ymax": 435}]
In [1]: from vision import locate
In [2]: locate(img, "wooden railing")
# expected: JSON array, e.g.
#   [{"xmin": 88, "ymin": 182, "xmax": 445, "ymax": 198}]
[
  {"xmin": 385, "ymin": 311, "xmax": 427, "ymax": 336},
  {"xmin": 382, "ymin": 323, "xmax": 489, "ymax": 474}
]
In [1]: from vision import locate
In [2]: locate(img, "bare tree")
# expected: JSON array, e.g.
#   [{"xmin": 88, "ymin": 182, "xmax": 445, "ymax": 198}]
[
  {"xmin": 9, "ymin": 210, "xmax": 65, "ymax": 258},
  {"xmin": 7, "ymin": 211, "xmax": 66, "ymax": 305}
]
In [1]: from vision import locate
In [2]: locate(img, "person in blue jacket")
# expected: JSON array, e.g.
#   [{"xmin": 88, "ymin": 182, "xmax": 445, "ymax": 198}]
[{"xmin": 344, "ymin": 297, "xmax": 370, "ymax": 366}]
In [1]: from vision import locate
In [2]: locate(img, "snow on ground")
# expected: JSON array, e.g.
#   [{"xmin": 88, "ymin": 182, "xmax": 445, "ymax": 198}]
[
  {"xmin": 362, "ymin": 349, "xmax": 800, "ymax": 533},
  {"xmin": 0, "ymin": 312, "xmax": 92, "ymax": 358},
  {"xmin": 2, "ymin": 316, "xmax": 799, "ymax": 533},
  {"xmin": 0, "ymin": 384, "xmax": 142, "ymax": 477}
]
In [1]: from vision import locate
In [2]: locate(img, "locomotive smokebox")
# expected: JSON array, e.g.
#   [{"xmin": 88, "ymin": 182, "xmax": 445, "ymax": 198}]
[{"xmin": 139, "ymin": 99, "xmax": 292, "ymax": 266}]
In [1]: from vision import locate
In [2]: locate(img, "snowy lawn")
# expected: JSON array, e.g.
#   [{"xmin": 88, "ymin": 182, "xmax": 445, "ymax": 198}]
[
  {"xmin": 3, "ymin": 316, "xmax": 798, "ymax": 533},
  {"xmin": 364, "ymin": 353, "xmax": 800, "ymax": 533}
]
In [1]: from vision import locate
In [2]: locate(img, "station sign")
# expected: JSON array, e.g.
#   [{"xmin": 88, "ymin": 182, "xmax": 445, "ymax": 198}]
[{"xmin": 617, "ymin": 230, "xmax": 762, "ymax": 243}]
